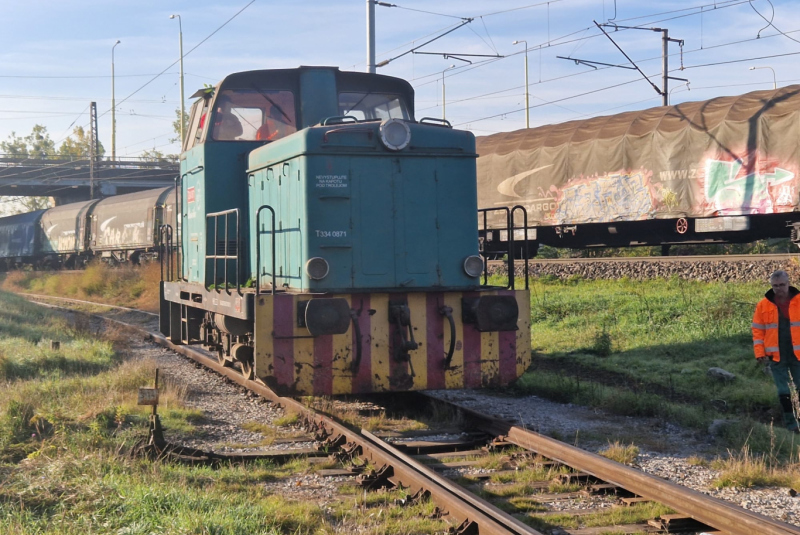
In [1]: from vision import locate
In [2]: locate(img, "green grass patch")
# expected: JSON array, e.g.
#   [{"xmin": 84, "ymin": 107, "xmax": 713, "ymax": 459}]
[
  {"xmin": 525, "ymin": 502, "xmax": 674, "ymax": 531},
  {"xmin": 512, "ymin": 276, "xmax": 800, "ymax": 457}
]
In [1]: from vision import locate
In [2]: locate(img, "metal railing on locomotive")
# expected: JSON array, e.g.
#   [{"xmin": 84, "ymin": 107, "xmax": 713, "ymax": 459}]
[
  {"xmin": 173, "ymin": 177, "xmax": 183, "ymax": 282},
  {"xmin": 158, "ymin": 224, "xmax": 174, "ymax": 282},
  {"xmin": 206, "ymin": 208, "xmax": 241, "ymax": 294},
  {"xmin": 477, "ymin": 206, "xmax": 530, "ymax": 290}
]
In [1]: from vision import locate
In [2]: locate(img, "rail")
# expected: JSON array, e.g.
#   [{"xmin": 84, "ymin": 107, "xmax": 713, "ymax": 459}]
[
  {"xmin": 206, "ymin": 208, "xmax": 240, "ymax": 294},
  {"xmin": 255, "ymin": 205, "xmax": 277, "ymax": 295},
  {"xmin": 458, "ymin": 402, "xmax": 800, "ymax": 535}
]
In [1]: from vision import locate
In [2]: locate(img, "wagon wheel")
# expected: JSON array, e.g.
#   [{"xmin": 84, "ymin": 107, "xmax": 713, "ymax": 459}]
[
  {"xmin": 675, "ymin": 217, "xmax": 689, "ymax": 234},
  {"xmin": 240, "ymin": 357, "xmax": 255, "ymax": 381}
]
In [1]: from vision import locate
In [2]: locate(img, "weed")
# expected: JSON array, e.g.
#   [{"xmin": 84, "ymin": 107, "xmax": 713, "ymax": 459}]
[
  {"xmin": 711, "ymin": 444, "xmax": 800, "ymax": 489},
  {"xmin": 274, "ymin": 412, "xmax": 300, "ymax": 427},
  {"xmin": 598, "ymin": 441, "xmax": 639, "ymax": 465},
  {"xmin": 590, "ymin": 327, "xmax": 613, "ymax": 357}
]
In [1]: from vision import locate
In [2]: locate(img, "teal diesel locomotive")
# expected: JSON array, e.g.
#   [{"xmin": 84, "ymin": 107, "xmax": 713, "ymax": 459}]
[{"xmin": 159, "ymin": 66, "xmax": 531, "ymax": 396}]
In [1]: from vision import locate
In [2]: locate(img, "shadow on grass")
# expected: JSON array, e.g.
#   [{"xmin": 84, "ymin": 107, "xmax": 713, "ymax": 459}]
[{"xmin": 2, "ymin": 353, "xmax": 119, "ymax": 382}]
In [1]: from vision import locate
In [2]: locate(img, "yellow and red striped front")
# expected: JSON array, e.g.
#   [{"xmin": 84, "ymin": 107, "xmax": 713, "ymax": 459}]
[{"xmin": 254, "ymin": 289, "xmax": 531, "ymax": 395}]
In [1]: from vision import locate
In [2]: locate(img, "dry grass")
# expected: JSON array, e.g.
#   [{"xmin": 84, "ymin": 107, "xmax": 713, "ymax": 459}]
[
  {"xmin": 598, "ymin": 441, "xmax": 640, "ymax": 465},
  {"xmin": 2, "ymin": 261, "xmax": 162, "ymax": 312},
  {"xmin": 711, "ymin": 445, "xmax": 800, "ymax": 489},
  {"xmin": 687, "ymin": 455, "xmax": 710, "ymax": 467}
]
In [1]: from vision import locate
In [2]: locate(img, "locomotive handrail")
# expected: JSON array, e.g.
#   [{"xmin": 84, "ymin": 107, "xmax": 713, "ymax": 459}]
[
  {"xmin": 182, "ymin": 165, "xmax": 204, "ymax": 177},
  {"xmin": 255, "ymin": 205, "xmax": 277, "ymax": 296},
  {"xmin": 174, "ymin": 179, "xmax": 184, "ymax": 281},
  {"xmin": 158, "ymin": 224, "xmax": 174, "ymax": 282},
  {"xmin": 419, "ymin": 117, "xmax": 452, "ymax": 128},
  {"xmin": 206, "ymin": 208, "xmax": 240, "ymax": 295},
  {"xmin": 510, "ymin": 205, "xmax": 530, "ymax": 290},
  {"xmin": 477, "ymin": 207, "xmax": 513, "ymax": 290},
  {"xmin": 322, "ymin": 115, "xmax": 358, "ymax": 126}
]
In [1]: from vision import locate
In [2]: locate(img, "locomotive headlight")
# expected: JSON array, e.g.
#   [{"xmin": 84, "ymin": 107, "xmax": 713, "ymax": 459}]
[
  {"xmin": 305, "ymin": 257, "xmax": 330, "ymax": 280},
  {"xmin": 463, "ymin": 255, "xmax": 484, "ymax": 278},
  {"xmin": 379, "ymin": 119, "xmax": 411, "ymax": 151}
]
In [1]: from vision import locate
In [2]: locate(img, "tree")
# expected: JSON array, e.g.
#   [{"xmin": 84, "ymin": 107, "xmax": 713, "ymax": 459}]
[
  {"xmin": 26, "ymin": 125, "xmax": 56, "ymax": 159},
  {"xmin": 17, "ymin": 196, "xmax": 53, "ymax": 212},
  {"xmin": 58, "ymin": 126, "xmax": 105, "ymax": 159},
  {"xmin": 1, "ymin": 132, "xmax": 29, "ymax": 158},
  {"xmin": 140, "ymin": 148, "xmax": 178, "ymax": 167},
  {"xmin": 1, "ymin": 124, "xmax": 56, "ymax": 159},
  {"xmin": 172, "ymin": 107, "xmax": 189, "ymax": 145}
]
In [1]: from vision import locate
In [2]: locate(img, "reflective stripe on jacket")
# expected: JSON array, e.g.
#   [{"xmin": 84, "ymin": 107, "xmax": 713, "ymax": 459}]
[{"xmin": 753, "ymin": 286, "xmax": 800, "ymax": 362}]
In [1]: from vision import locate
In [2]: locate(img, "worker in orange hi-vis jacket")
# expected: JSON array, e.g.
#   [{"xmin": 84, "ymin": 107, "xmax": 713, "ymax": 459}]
[{"xmin": 753, "ymin": 269, "xmax": 800, "ymax": 433}]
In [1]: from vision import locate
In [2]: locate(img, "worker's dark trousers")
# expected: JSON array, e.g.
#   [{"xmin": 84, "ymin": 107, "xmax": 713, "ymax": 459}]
[{"xmin": 769, "ymin": 357, "xmax": 800, "ymax": 430}]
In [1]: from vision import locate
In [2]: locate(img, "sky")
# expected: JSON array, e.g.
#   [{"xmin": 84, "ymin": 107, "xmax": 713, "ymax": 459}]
[{"xmin": 1, "ymin": 0, "xmax": 799, "ymax": 159}]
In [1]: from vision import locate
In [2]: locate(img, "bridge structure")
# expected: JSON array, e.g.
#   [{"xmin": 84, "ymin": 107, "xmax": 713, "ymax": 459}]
[{"xmin": 0, "ymin": 155, "xmax": 179, "ymax": 205}]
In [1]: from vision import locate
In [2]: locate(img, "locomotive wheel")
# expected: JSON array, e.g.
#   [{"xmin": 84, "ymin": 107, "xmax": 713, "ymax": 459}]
[
  {"xmin": 240, "ymin": 357, "xmax": 255, "ymax": 381},
  {"xmin": 217, "ymin": 350, "xmax": 235, "ymax": 368}
]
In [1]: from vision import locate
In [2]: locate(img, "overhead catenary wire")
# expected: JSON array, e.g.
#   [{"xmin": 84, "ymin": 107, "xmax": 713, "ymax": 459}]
[
  {"xmin": 421, "ymin": 13, "xmax": 798, "ymax": 124},
  {"xmin": 97, "ymin": 0, "xmax": 256, "ymax": 120}
]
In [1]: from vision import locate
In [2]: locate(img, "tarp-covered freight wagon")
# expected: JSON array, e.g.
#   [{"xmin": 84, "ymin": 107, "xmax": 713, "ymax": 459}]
[
  {"xmin": 476, "ymin": 85, "xmax": 800, "ymax": 251},
  {"xmin": 39, "ymin": 200, "xmax": 98, "ymax": 255},
  {"xmin": 0, "ymin": 210, "xmax": 45, "ymax": 260},
  {"xmin": 90, "ymin": 186, "xmax": 175, "ymax": 261}
]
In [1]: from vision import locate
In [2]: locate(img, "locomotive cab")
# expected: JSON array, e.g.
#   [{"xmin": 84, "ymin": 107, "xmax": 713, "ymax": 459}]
[{"xmin": 160, "ymin": 67, "xmax": 531, "ymax": 395}]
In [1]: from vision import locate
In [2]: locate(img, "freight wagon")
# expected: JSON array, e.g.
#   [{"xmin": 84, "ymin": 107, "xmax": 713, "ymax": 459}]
[
  {"xmin": 0, "ymin": 186, "xmax": 175, "ymax": 269},
  {"xmin": 477, "ymin": 85, "xmax": 800, "ymax": 257}
]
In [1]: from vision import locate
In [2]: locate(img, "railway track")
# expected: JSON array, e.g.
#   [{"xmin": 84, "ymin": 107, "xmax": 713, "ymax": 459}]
[
  {"xmin": 489, "ymin": 253, "xmax": 796, "ymax": 266},
  {"xmin": 20, "ymin": 292, "xmax": 800, "ymax": 535}
]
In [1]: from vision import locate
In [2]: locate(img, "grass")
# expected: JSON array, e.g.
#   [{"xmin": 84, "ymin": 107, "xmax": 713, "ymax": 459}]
[
  {"xmin": 0, "ymin": 287, "xmax": 473, "ymax": 533},
  {"xmin": 599, "ymin": 441, "xmax": 640, "ymax": 465},
  {"xmin": 524, "ymin": 501, "xmax": 674, "ymax": 532},
  {"xmin": 0, "ymin": 288, "xmax": 462, "ymax": 533},
  {"xmin": 1, "ymin": 261, "xmax": 162, "ymax": 312},
  {"xmin": 710, "ymin": 443, "xmax": 800, "ymax": 490}
]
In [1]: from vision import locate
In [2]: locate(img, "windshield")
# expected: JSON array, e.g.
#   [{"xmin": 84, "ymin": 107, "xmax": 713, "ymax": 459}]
[
  {"xmin": 210, "ymin": 89, "xmax": 297, "ymax": 142},
  {"xmin": 338, "ymin": 92, "xmax": 410, "ymax": 121}
]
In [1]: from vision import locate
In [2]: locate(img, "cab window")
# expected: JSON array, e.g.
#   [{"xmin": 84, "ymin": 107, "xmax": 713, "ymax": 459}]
[
  {"xmin": 338, "ymin": 92, "xmax": 410, "ymax": 121},
  {"xmin": 184, "ymin": 97, "xmax": 211, "ymax": 152},
  {"xmin": 210, "ymin": 89, "xmax": 296, "ymax": 142}
]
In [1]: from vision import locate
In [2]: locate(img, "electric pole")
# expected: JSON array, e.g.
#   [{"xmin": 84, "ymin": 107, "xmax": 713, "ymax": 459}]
[
  {"xmin": 89, "ymin": 102, "xmax": 98, "ymax": 200},
  {"xmin": 367, "ymin": 0, "xmax": 375, "ymax": 73}
]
